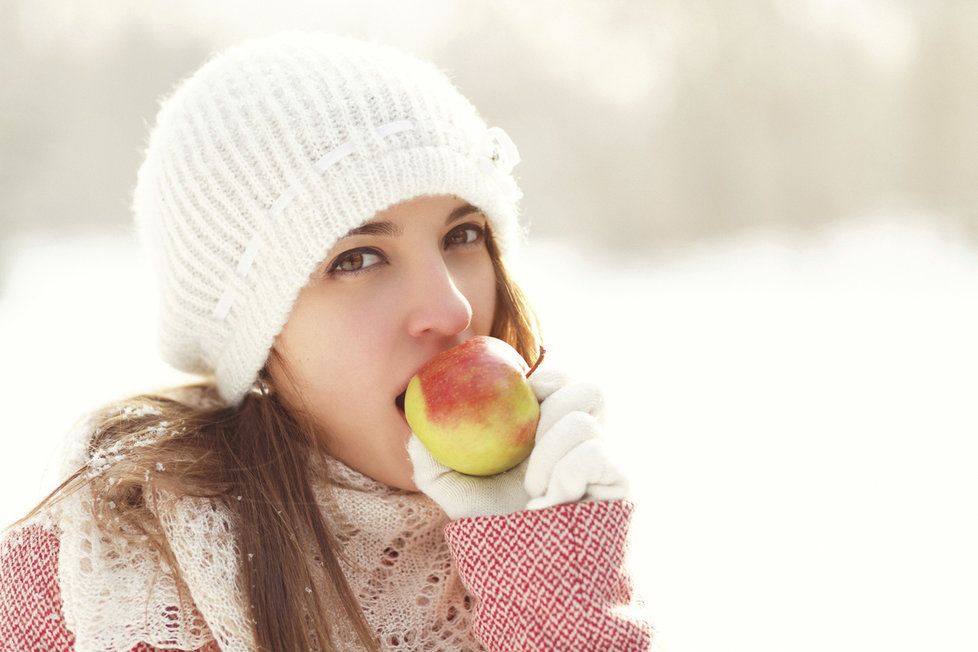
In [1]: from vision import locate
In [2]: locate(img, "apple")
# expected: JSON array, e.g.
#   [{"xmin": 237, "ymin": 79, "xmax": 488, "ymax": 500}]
[{"xmin": 404, "ymin": 336, "xmax": 544, "ymax": 476}]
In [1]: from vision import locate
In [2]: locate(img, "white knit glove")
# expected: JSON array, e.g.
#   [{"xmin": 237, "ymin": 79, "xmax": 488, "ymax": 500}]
[
  {"xmin": 406, "ymin": 359, "xmax": 630, "ymax": 519},
  {"xmin": 521, "ymin": 364, "xmax": 631, "ymax": 511},
  {"xmin": 406, "ymin": 437, "xmax": 529, "ymax": 520}
]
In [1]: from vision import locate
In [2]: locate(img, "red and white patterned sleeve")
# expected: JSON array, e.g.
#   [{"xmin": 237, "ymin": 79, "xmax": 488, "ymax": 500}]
[
  {"xmin": 443, "ymin": 498, "xmax": 655, "ymax": 652},
  {"xmin": 0, "ymin": 523, "xmax": 217, "ymax": 652},
  {"xmin": 0, "ymin": 522, "xmax": 77, "ymax": 651}
]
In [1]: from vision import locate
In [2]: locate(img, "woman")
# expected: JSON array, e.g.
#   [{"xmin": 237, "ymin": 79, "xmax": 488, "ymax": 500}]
[{"xmin": 0, "ymin": 31, "xmax": 656, "ymax": 651}]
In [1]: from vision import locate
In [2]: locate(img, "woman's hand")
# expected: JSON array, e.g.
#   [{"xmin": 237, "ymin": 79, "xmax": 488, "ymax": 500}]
[
  {"xmin": 520, "ymin": 362, "xmax": 631, "ymax": 510},
  {"xmin": 406, "ymin": 355, "xmax": 631, "ymax": 520},
  {"xmin": 406, "ymin": 435, "xmax": 531, "ymax": 520}
]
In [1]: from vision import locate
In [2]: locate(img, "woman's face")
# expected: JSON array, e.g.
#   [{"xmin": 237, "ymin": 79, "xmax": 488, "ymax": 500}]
[{"xmin": 268, "ymin": 194, "xmax": 497, "ymax": 491}]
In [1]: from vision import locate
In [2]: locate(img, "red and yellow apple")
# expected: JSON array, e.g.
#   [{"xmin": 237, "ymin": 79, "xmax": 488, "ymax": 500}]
[{"xmin": 404, "ymin": 336, "xmax": 543, "ymax": 476}]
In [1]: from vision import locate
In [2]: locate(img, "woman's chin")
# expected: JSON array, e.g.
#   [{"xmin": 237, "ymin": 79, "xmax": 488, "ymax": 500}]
[{"xmin": 386, "ymin": 473, "xmax": 420, "ymax": 493}]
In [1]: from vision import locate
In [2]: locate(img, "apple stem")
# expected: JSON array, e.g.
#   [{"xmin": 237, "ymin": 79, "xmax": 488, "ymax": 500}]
[{"xmin": 526, "ymin": 345, "xmax": 546, "ymax": 378}]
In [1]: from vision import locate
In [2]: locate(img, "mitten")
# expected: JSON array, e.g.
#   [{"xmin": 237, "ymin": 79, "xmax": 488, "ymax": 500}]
[
  {"xmin": 522, "ymin": 362, "xmax": 631, "ymax": 510},
  {"xmin": 406, "ymin": 434, "xmax": 531, "ymax": 519}
]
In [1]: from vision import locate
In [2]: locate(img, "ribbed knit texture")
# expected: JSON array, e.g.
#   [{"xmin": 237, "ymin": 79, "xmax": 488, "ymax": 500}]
[{"xmin": 131, "ymin": 31, "xmax": 527, "ymax": 407}]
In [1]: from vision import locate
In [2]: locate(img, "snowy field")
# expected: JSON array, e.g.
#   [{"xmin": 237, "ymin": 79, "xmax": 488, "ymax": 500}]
[{"xmin": 1, "ymin": 211, "xmax": 975, "ymax": 652}]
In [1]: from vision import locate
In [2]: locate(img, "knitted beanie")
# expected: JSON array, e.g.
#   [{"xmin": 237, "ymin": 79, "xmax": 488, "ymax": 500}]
[{"xmin": 131, "ymin": 31, "xmax": 526, "ymax": 408}]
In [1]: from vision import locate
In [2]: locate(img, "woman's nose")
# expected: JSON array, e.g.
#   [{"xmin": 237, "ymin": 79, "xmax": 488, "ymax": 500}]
[{"xmin": 405, "ymin": 258, "xmax": 473, "ymax": 338}]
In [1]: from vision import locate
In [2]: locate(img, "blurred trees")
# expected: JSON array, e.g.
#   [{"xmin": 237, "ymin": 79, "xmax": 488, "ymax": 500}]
[{"xmin": 1, "ymin": 0, "xmax": 976, "ymax": 268}]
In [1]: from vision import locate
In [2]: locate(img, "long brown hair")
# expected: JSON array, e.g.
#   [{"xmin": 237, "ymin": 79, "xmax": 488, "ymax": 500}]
[{"xmin": 6, "ymin": 222, "xmax": 543, "ymax": 652}]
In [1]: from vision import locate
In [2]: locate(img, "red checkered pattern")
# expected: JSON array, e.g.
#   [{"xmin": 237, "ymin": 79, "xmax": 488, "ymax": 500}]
[
  {"xmin": 0, "ymin": 524, "xmax": 76, "ymax": 652},
  {"xmin": 0, "ymin": 524, "xmax": 216, "ymax": 652},
  {"xmin": 444, "ymin": 499, "xmax": 654, "ymax": 651}
]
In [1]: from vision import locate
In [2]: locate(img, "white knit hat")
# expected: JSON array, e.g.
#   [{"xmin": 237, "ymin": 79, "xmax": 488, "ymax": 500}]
[{"xmin": 131, "ymin": 31, "xmax": 527, "ymax": 408}]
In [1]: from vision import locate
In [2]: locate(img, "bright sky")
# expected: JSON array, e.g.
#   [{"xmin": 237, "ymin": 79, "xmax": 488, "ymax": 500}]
[{"xmin": 2, "ymin": 211, "xmax": 975, "ymax": 652}]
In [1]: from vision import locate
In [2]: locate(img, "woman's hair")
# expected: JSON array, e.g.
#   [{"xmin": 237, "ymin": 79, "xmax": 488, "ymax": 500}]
[{"xmin": 6, "ymin": 222, "xmax": 543, "ymax": 652}]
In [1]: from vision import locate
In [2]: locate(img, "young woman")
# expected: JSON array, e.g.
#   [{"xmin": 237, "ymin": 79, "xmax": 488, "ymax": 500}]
[{"xmin": 0, "ymin": 31, "xmax": 657, "ymax": 651}]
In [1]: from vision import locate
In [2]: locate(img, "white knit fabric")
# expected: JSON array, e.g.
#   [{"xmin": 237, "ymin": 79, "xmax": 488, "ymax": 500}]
[
  {"xmin": 52, "ymin": 389, "xmax": 486, "ymax": 651},
  {"xmin": 131, "ymin": 31, "xmax": 527, "ymax": 408}
]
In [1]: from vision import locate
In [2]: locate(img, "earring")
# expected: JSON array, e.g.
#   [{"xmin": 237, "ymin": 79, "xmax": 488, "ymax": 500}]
[{"xmin": 252, "ymin": 377, "xmax": 274, "ymax": 396}]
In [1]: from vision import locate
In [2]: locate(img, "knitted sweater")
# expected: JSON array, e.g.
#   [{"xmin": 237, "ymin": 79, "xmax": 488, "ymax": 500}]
[{"xmin": 0, "ymin": 452, "xmax": 654, "ymax": 651}]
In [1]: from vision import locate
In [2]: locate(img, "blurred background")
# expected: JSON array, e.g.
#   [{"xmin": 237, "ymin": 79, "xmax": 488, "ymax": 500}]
[{"xmin": 1, "ymin": 1, "xmax": 976, "ymax": 651}]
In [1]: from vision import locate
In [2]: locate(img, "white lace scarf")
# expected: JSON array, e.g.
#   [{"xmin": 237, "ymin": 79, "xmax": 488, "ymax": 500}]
[{"xmin": 51, "ymin": 409, "xmax": 485, "ymax": 652}]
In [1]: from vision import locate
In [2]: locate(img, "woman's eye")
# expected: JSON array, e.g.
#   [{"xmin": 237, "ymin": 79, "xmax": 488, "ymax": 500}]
[
  {"xmin": 327, "ymin": 249, "xmax": 384, "ymax": 276},
  {"xmin": 325, "ymin": 224, "xmax": 485, "ymax": 278},
  {"xmin": 446, "ymin": 223, "xmax": 486, "ymax": 247}
]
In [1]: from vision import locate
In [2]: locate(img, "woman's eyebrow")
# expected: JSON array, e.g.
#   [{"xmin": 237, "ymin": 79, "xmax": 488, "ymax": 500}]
[{"xmin": 338, "ymin": 203, "xmax": 481, "ymax": 240}]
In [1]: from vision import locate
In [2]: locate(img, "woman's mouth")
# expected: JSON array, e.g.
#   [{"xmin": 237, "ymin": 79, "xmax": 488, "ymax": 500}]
[{"xmin": 394, "ymin": 390, "xmax": 409, "ymax": 429}]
